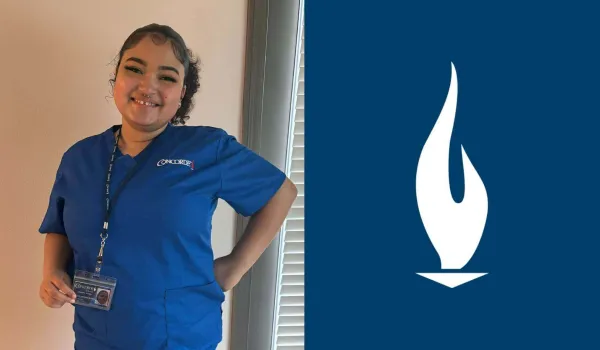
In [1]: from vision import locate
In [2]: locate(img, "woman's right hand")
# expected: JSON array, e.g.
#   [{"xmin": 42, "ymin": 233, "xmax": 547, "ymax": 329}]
[{"xmin": 39, "ymin": 269, "xmax": 77, "ymax": 308}]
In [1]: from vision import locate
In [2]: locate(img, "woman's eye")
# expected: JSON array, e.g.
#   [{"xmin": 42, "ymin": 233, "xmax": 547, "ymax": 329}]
[
  {"xmin": 123, "ymin": 66, "xmax": 176, "ymax": 83},
  {"xmin": 124, "ymin": 66, "xmax": 142, "ymax": 74}
]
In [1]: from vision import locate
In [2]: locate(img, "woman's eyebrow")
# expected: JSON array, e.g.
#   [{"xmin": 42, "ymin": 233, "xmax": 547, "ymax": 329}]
[{"xmin": 125, "ymin": 57, "xmax": 180, "ymax": 76}]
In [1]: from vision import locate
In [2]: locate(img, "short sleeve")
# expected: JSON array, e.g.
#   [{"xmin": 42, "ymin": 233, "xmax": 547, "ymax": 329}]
[
  {"xmin": 216, "ymin": 132, "xmax": 287, "ymax": 217},
  {"xmin": 39, "ymin": 155, "xmax": 67, "ymax": 235}
]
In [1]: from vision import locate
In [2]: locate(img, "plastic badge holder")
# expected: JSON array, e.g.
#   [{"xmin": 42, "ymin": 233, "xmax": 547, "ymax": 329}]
[{"xmin": 72, "ymin": 269, "xmax": 117, "ymax": 311}]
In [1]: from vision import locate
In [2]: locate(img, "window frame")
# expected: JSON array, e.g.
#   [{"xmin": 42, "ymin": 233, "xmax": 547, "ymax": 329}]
[{"xmin": 229, "ymin": 1, "xmax": 303, "ymax": 350}]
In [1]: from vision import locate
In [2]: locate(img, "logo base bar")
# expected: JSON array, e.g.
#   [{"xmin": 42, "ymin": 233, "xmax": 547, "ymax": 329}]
[{"xmin": 416, "ymin": 272, "xmax": 487, "ymax": 288}]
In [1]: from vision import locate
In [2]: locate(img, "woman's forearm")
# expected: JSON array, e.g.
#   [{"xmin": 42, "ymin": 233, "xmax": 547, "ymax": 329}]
[
  {"xmin": 43, "ymin": 233, "xmax": 73, "ymax": 276},
  {"xmin": 230, "ymin": 178, "xmax": 298, "ymax": 275}
]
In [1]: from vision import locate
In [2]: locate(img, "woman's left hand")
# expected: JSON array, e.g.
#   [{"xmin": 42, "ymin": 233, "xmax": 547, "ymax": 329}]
[{"xmin": 214, "ymin": 255, "xmax": 242, "ymax": 292}]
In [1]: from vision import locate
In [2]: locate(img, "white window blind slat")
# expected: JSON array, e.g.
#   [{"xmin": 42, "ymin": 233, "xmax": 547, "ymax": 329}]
[
  {"xmin": 278, "ymin": 315, "xmax": 304, "ymax": 326},
  {"xmin": 281, "ymin": 285, "xmax": 304, "ymax": 298},
  {"xmin": 277, "ymin": 326, "xmax": 304, "ymax": 336},
  {"xmin": 280, "ymin": 296, "xmax": 304, "ymax": 306},
  {"xmin": 279, "ymin": 305, "xmax": 305, "ymax": 316},
  {"xmin": 296, "ymin": 95, "xmax": 304, "ymax": 109},
  {"xmin": 292, "ymin": 135, "xmax": 304, "ymax": 148},
  {"xmin": 286, "ymin": 220, "xmax": 303, "ymax": 231},
  {"xmin": 291, "ymin": 159, "xmax": 304, "ymax": 171},
  {"xmin": 282, "ymin": 264, "xmax": 304, "ymax": 276},
  {"xmin": 277, "ymin": 336, "xmax": 304, "ymax": 346},
  {"xmin": 292, "ymin": 196, "xmax": 304, "ymax": 208},
  {"xmin": 277, "ymin": 345, "xmax": 304, "ymax": 350},
  {"xmin": 282, "ymin": 275, "xmax": 304, "ymax": 286},
  {"xmin": 283, "ymin": 242, "xmax": 304, "ymax": 254},
  {"xmin": 290, "ymin": 172, "xmax": 304, "ymax": 185},
  {"xmin": 284, "ymin": 233, "xmax": 304, "ymax": 243},
  {"xmin": 294, "ymin": 122, "xmax": 305, "ymax": 135},
  {"xmin": 283, "ymin": 252, "xmax": 304, "ymax": 264},
  {"xmin": 292, "ymin": 147, "xmax": 304, "ymax": 160},
  {"xmin": 295, "ymin": 184, "xmax": 305, "ymax": 196},
  {"xmin": 288, "ymin": 207, "xmax": 304, "ymax": 219}
]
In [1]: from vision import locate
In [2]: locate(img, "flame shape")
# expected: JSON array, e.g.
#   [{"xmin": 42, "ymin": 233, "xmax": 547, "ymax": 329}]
[{"xmin": 416, "ymin": 62, "xmax": 488, "ymax": 270}]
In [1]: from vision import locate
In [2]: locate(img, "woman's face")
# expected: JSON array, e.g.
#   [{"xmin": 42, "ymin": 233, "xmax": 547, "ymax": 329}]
[{"xmin": 113, "ymin": 35, "xmax": 186, "ymax": 132}]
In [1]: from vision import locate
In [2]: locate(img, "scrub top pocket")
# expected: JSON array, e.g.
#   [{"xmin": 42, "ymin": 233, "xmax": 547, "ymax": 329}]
[{"xmin": 165, "ymin": 280, "xmax": 225, "ymax": 349}]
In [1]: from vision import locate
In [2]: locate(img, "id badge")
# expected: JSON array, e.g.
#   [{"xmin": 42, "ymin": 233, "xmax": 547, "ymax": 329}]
[{"xmin": 72, "ymin": 270, "xmax": 117, "ymax": 311}]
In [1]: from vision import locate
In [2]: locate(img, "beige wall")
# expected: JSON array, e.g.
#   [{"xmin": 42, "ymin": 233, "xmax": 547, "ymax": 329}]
[{"xmin": 0, "ymin": 1, "xmax": 247, "ymax": 349}]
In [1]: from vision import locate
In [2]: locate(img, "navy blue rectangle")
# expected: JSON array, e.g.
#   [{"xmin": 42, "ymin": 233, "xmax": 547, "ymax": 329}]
[{"xmin": 307, "ymin": 1, "xmax": 600, "ymax": 349}]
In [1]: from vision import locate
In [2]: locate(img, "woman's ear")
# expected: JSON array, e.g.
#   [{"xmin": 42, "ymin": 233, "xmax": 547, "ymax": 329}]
[{"xmin": 181, "ymin": 85, "xmax": 187, "ymax": 100}]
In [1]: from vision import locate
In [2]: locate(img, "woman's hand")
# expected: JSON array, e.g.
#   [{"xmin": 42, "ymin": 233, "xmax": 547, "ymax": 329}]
[
  {"xmin": 39, "ymin": 269, "xmax": 76, "ymax": 308},
  {"xmin": 214, "ymin": 255, "xmax": 242, "ymax": 292}
]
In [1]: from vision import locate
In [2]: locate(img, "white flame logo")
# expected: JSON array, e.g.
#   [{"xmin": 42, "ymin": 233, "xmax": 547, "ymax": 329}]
[{"xmin": 415, "ymin": 62, "xmax": 488, "ymax": 288}]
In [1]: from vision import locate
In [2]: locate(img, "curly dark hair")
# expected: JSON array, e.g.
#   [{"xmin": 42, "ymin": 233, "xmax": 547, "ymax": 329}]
[{"xmin": 109, "ymin": 23, "xmax": 200, "ymax": 125}]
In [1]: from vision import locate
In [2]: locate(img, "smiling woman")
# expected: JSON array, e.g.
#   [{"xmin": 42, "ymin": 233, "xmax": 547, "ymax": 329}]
[
  {"xmin": 110, "ymin": 27, "xmax": 197, "ymax": 126},
  {"xmin": 37, "ymin": 23, "xmax": 297, "ymax": 350},
  {"xmin": 106, "ymin": 25, "xmax": 201, "ymax": 157}
]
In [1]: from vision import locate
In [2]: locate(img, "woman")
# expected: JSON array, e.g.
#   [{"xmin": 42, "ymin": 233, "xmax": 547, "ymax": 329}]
[{"xmin": 38, "ymin": 23, "xmax": 297, "ymax": 350}]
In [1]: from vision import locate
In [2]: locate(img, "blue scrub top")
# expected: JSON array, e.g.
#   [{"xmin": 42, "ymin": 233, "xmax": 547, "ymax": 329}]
[{"xmin": 39, "ymin": 123, "xmax": 286, "ymax": 350}]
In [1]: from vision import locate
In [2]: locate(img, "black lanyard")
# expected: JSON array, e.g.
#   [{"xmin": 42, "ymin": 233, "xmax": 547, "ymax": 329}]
[{"xmin": 94, "ymin": 127, "xmax": 151, "ymax": 275}]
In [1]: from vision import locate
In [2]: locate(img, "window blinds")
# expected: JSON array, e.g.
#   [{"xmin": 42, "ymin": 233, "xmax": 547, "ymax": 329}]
[{"xmin": 273, "ymin": 16, "xmax": 305, "ymax": 350}]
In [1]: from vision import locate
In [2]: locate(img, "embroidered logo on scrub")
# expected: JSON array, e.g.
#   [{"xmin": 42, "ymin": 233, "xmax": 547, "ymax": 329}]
[{"xmin": 157, "ymin": 159, "xmax": 195, "ymax": 170}]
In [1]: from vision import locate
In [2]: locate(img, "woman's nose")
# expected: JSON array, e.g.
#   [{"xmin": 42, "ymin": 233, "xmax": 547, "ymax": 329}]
[{"xmin": 138, "ymin": 73, "xmax": 159, "ymax": 92}]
